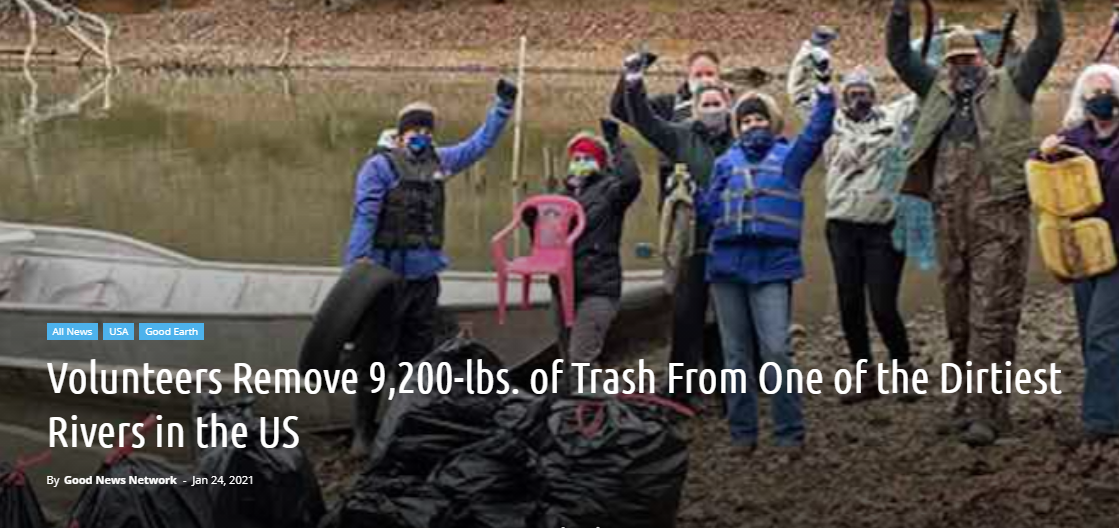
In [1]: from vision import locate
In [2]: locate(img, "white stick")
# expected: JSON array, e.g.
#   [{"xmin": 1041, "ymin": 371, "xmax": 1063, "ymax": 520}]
[
  {"xmin": 510, "ymin": 35, "xmax": 527, "ymax": 186},
  {"xmin": 15, "ymin": 0, "xmax": 37, "ymax": 71}
]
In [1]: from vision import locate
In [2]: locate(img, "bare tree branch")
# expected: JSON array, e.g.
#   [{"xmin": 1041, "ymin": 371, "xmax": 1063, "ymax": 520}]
[
  {"xmin": 12, "ymin": 0, "xmax": 115, "ymax": 71},
  {"xmin": 273, "ymin": 26, "xmax": 294, "ymax": 68}
]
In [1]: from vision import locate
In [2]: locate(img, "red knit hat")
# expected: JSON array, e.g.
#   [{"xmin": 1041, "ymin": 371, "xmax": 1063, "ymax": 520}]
[{"xmin": 566, "ymin": 134, "xmax": 608, "ymax": 169}]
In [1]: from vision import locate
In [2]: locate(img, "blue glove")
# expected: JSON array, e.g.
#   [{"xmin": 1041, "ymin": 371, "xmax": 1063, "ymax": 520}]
[{"xmin": 892, "ymin": 195, "xmax": 937, "ymax": 271}]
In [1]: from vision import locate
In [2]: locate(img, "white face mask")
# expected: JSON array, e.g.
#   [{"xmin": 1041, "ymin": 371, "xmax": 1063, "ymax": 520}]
[
  {"xmin": 688, "ymin": 78, "xmax": 702, "ymax": 95},
  {"xmin": 697, "ymin": 108, "xmax": 729, "ymax": 133}
]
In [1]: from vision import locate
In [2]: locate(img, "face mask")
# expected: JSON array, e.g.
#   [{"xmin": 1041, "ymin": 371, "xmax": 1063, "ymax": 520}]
[
  {"xmin": 688, "ymin": 78, "xmax": 702, "ymax": 95},
  {"xmin": 1086, "ymin": 93, "xmax": 1119, "ymax": 121},
  {"xmin": 697, "ymin": 108, "xmax": 729, "ymax": 133},
  {"xmin": 568, "ymin": 158, "xmax": 600, "ymax": 181},
  {"xmin": 844, "ymin": 94, "xmax": 875, "ymax": 122},
  {"xmin": 739, "ymin": 127, "xmax": 775, "ymax": 160},
  {"xmin": 951, "ymin": 64, "xmax": 986, "ymax": 95},
  {"xmin": 407, "ymin": 134, "xmax": 432, "ymax": 154},
  {"xmin": 689, "ymin": 77, "xmax": 718, "ymax": 96}
]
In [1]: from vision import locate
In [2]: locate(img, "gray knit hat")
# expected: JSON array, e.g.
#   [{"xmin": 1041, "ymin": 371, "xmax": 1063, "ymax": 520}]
[{"xmin": 841, "ymin": 66, "xmax": 878, "ymax": 96}]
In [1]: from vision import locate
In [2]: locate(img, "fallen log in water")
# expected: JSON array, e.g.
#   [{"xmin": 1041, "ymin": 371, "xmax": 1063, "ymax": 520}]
[{"xmin": 0, "ymin": 48, "xmax": 56, "ymax": 55}]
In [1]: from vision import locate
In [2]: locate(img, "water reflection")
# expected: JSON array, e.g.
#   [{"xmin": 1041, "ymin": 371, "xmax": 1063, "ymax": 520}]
[{"xmin": 0, "ymin": 69, "xmax": 1068, "ymax": 320}]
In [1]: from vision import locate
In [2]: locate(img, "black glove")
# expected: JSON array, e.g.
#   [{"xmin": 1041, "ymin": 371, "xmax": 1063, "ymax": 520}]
[
  {"xmin": 623, "ymin": 51, "xmax": 659, "ymax": 75},
  {"xmin": 496, "ymin": 78, "xmax": 519, "ymax": 106},
  {"xmin": 810, "ymin": 47, "xmax": 832, "ymax": 84},
  {"xmin": 600, "ymin": 118, "xmax": 620, "ymax": 145}
]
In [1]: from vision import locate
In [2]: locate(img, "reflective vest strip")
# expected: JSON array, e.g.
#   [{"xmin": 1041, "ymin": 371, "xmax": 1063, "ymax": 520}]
[{"xmin": 714, "ymin": 212, "xmax": 802, "ymax": 229}]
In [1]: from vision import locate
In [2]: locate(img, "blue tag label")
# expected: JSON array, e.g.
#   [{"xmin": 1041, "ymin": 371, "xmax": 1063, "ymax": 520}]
[
  {"xmin": 103, "ymin": 323, "xmax": 135, "ymax": 341},
  {"xmin": 47, "ymin": 323, "xmax": 99, "ymax": 341},
  {"xmin": 138, "ymin": 323, "xmax": 205, "ymax": 341}
]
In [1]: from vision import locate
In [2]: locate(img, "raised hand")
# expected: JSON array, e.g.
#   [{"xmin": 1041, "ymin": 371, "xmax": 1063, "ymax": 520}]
[
  {"xmin": 810, "ymin": 47, "xmax": 833, "ymax": 84},
  {"xmin": 496, "ymin": 78, "xmax": 519, "ymax": 106}
]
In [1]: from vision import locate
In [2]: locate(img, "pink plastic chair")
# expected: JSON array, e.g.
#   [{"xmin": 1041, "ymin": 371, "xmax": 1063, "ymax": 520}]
[{"xmin": 491, "ymin": 195, "xmax": 587, "ymax": 327}]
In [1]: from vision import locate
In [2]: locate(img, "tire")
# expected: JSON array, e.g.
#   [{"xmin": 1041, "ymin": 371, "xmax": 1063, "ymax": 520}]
[{"xmin": 299, "ymin": 261, "xmax": 401, "ymax": 373}]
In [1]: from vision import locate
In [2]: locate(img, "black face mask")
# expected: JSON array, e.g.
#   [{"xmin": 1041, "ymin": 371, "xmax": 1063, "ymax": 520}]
[
  {"xmin": 1086, "ymin": 93, "xmax": 1119, "ymax": 121},
  {"xmin": 951, "ymin": 64, "xmax": 987, "ymax": 95},
  {"xmin": 844, "ymin": 94, "xmax": 875, "ymax": 122}
]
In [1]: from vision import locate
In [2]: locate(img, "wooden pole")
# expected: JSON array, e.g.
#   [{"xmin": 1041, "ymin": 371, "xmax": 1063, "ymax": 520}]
[
  {"xmin": 510, "ymin": 36, "xmax": 527, "ymax": 257},
  {"xmin": 510, "ymin": 35, "xmax": 527, "ymax": 186},
  {"xmin": 542, "ymin": 145, "xmax": 551, "ymax": 192}
]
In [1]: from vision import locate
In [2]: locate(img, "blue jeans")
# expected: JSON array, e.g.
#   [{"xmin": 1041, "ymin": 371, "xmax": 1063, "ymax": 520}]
[
  {"xmin": 711, "ymin": 281, "xmax": 805, "ymax": 446},
  {"xmin": 1073, "ymin": 267, "xmax": 1119, "ymax": 436}
]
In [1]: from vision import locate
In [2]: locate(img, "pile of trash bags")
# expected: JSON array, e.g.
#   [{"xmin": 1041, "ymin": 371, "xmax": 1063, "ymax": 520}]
[
  {"xmin": 65, "ymin": 398, "xmax": 326, "ymax": 528},
  {"xmin": 323, "ymin": 338, "xmax": 692, "ymax": 528},
  {"xmin": 195, "ymin": 395, "xmax": 327, "ymax": 528},
  {"xmin": 1, "ymin": 453, "xmax": 50, "ymax": 528},
  {"xmin": 13, "ymin": 338, "xmax": 686, "ymax": 528},
  {"xmin": 68, "ymin": 454, "xmax": 212, "ymax": 528}
]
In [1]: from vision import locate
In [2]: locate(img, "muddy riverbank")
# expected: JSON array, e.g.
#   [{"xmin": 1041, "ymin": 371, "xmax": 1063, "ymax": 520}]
[{"xmin": 306, "ymin": 286, "xmax": 1119, "ymax": 527}]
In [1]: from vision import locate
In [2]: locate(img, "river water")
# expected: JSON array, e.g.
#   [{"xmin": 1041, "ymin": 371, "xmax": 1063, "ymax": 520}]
[{"xmin": 0, "ymin": 68, "xmax": 1069, "ymax": 320}]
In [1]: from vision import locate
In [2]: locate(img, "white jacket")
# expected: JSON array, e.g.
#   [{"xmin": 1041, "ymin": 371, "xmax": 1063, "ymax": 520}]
[{"xmin": 788, "ymin": 41, "xmax": 919, "ymax": 224}]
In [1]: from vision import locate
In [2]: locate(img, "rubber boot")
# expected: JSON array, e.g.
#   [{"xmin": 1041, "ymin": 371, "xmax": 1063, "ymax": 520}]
[
  {"xmin": 935, "ymin": 396, "xmax": 972, "ymax": 436},
  {"xmin": 896, "ymin": 361, "xmax": 923, "ymax": 403},
  {"xmin": 839, "ymin": 368, "xmax": 881, "ymax": 405},
  {"xmin": 1057, "ymin": 429, "xmax": 1119, "ymax": 449},
  {"xmin": 350, "ymin": 389, "xmax": 381, "ymax": 458},
  {"xmin": 960, "ymin": 420, "xmax": 998, "ymax": 447}
]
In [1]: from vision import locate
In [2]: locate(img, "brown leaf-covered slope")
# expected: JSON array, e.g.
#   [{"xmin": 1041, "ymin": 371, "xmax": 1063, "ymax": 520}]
[{"xmin": 2, "ymin": 0, "xmax": 1112, "ymax": 86}]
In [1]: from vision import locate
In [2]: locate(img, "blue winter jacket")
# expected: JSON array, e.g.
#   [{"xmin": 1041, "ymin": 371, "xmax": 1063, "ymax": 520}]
[
  {"xmin": 700, "ymin": 88, "xmax": 835, "ymax": 285},
  {"xmin": 343, "ymin": 99, "xmax": 513, "ymax": 278}
]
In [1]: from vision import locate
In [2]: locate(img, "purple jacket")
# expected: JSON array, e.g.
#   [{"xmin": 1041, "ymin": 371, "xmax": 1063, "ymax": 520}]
[{"xmin": 1061, "ymin": 124, "xmax": 1119, "ymax": 251}]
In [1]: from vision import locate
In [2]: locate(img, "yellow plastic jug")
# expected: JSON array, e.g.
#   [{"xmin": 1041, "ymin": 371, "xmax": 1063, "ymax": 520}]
[
  {"xmin": 1036, "ymin": 214, "xmax": 1117, "ymax": 281},
  {"xmin": 1026, "ymin": 148, "xmax": 1104, "ymax": 217}
]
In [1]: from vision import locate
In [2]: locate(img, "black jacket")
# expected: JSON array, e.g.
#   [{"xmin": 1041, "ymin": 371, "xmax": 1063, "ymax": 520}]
[
  {"xmin": 564, "ymin": 139, "xmax": 643, "ymax": 301},
  {"xmin": 611, "ymin": 81, "xmax": 693, "ymax": 206}
]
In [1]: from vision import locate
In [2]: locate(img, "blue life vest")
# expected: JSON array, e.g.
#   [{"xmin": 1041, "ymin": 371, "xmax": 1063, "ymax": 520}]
[{"xmin": 711, "ymin": 142, "xmax": 804, "ymax": 244}]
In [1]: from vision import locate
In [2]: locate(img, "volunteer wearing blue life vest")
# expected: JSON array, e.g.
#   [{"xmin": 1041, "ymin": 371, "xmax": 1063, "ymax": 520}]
[
  {"xmin": 698, "ymin": 71, "xmax": 836, "ymax": 452},
  {"xmin": 342, "ymin": 78, "xmax": 518, "ymax": 455}
]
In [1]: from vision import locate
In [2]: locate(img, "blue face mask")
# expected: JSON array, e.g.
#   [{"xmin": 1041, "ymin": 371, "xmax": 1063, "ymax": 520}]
[
  {"xmin": 407, "ymin": 134, "xmax": 432, "ymax": 154},
  {"xmin": 1086, "ymin": 93, "xmax": 1119, "ymax": 121},
  {"xmin": 739, "ymin": 127, "xmax": 775, "ymax": 160}
]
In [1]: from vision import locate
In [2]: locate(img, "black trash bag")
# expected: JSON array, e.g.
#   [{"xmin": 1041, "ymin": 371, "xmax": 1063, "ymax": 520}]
[
  {"xmin": 532, "ymin": 395, "xmax": 690, "ymax": 528},
  {"xmin": 0, "ymin": 461, "xmax": 48, "ymax": 528},
  {"xmin": 68, "ymin": 456, "xmax": 214, "ymax": 528},
  {"xmin": 319, "ymin": 474, "xmax": 449, "ymax": 528},
  {"xmin": 431, "ymin": 432, "xmax": 545, "ymax": 528},
  {"xmin": 368, "ymin": 338, "xmax": 506, "ymax": 477},
  {"xmin": 195, "ymin": 395, "xmax": 327, "ymax": 528}
]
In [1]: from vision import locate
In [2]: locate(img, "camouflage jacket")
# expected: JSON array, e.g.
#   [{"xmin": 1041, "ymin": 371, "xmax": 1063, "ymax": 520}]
[{"xmin": 788, "ymin": 42, "xmax": 919, "ymax": 224}]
